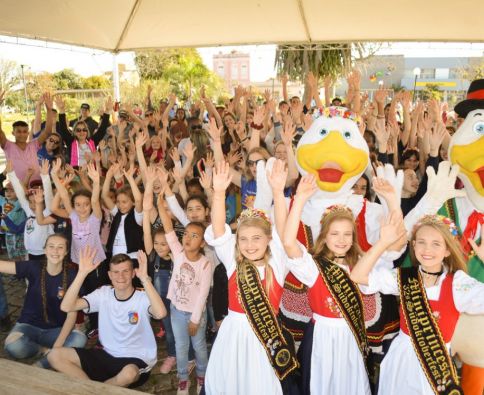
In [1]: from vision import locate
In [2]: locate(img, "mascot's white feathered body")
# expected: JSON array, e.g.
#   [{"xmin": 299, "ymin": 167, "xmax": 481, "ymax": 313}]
[{"xmin": 445, "ymin": 82, "xmax": 484, "ymax": 388}]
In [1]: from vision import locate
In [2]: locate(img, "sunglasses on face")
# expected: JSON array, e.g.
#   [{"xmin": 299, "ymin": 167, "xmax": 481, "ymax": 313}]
[
  {"xmin": 247, "ymin": 159, "xmax": 263, "ymax": 167},
  {"xmin": 48, "ymin": 138, "xmax": 60, "ymax": 144},
  {"xmin": 75, "ymin": 128, "xmax": 88, "ymax": 133},
  {"xmin": 145, "ymin": 112, "xmax": 154, "ymax": 117},
  {"xmin": 190, "ymin": 124, "xmax": 203, "ymax": 131}
]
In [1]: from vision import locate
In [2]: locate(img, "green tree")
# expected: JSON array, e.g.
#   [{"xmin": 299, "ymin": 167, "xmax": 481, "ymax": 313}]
[
  {"xmin": 421, "ymin": 83, "xmax": 443, "ymax": 101},
  {"xmin": 52, "ymin": 68, "xmax": 83, "ymax": 90},
  {"xmin": 0, "ymin": 58, "xmax": 21, "ymax": 97},
  {"xmin": 274, "ymin": 43, "xmax": 382, "ymax": 81},
  {"xmin": 134, "ymin": 48, "xmax": 226, "ymax": 100},
  {"xmin": 82, "ymin": 75, "xmax": 111, "ymax": 89}
]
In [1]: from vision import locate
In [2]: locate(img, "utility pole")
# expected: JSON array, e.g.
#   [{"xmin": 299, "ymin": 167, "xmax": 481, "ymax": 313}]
[{"xmin": 20, "ymin": 64, "xmax": 29, "ymax": 120}]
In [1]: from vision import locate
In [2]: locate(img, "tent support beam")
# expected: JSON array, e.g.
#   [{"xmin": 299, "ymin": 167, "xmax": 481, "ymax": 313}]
[
  {"xmin": 296, "ymin": 0, "xmax": 311, "ymax": 42},
  {"xmin": 114, "ymin": 0, "xmax": 143, "ymax": 53},
  {"xmin": 112, "ymin": 53, "xmax": 120, "ymax": 102}
]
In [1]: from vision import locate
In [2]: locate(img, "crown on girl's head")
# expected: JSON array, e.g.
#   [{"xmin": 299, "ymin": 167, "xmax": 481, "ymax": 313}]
[
  {"xmin": 414, "ymin": 214, "xmax": 459, "ymax": 237},
  {"xmin": 313, "ymin": 106, "xmax": 362, "ymax": 125},
  {"xmin": 321, "ymin": 205, "xmax": 354, "ymax": 223},
  {"xmin": 237, "ymin": 208, "xmax": 271, "ymax": 226}
]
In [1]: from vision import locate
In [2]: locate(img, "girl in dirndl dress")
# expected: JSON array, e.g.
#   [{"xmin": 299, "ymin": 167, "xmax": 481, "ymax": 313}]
[
  {"xmin": 281, "ymin": 175, "xmax": 405, "ymax": 395},
  {"xmin": 204, "ymin": 161, "xmax": 299, "ymax": 395},
  {"xmin": 350, "ymin": 214, "xmax": 484, "ymax": 395}
]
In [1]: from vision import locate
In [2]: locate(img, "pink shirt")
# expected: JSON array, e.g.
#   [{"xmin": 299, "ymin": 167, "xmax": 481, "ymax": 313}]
[
  {"xmin": 3, "ymin": 139, "xmax": 41, "ymax": 182},
  {"xmin": 166, "ymin": 231, "xmax": 212, "ymax": 324}
]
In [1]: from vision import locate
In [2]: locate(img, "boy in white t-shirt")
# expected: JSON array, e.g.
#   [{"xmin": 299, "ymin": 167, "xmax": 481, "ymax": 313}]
[{"xmin": 48, "ymin": 248, "xmax": 166, "ymax": 388}]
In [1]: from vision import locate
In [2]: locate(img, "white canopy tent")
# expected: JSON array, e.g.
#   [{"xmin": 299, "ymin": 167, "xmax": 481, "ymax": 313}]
[{"xmin": 1, "ymin": 0, "xmax": 483, "ymax": 52}]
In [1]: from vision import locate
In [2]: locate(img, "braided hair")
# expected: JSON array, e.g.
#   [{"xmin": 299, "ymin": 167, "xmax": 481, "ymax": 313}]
[{"xmin": 40, "ymin": 233, "xmax": 70, "ymax": 323}]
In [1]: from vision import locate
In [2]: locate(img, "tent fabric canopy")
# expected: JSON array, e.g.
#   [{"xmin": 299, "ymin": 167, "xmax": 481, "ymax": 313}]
[{"xmin": 1, "ymin": 0, "xmax": 483, "ymax": 52}]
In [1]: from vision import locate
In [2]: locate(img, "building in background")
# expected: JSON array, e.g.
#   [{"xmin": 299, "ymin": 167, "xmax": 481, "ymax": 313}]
[
  {"xmin": 350, "ymin": 55, "xmax": 482, "ymax": 105},
  {"xmin": 213, "ymin": 50, "xmax": 250, "ymax": 91}
]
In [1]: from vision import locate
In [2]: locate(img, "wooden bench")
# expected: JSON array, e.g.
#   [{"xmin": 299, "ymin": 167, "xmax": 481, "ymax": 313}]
[{"xmin": 0, "ymin": 358, "xmax": 145, "ymax": 395}]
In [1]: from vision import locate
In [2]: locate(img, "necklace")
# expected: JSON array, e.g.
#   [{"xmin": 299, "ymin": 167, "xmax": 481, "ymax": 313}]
[{"xmin": 421, "ymin": 267, "xmax": 444, "ymax": 276}]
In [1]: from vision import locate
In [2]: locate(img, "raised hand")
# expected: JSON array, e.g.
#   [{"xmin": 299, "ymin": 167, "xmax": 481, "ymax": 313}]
[
  {"xmin": 281, "ymin": 120, "xmax": 296, "ymax": 147},
  {"xmin": 123, "ymin": 165, "xmax": 136, "ymax": 180},
  {"xmin": 267, "ymin": 159, "xmax": 288, "ymax": 193},
  {"xmin": 374, "ymin": 86, "xmax": 387, "ymax": 105},
  {"xmin": 204, "ymin": 151, "xmax": 214, "ymax": 169},
  {"xmin": 86, "ymin": 162, "xmax": 100, "ymax": 183},
  {"xmin": 135, "ymin": 250, "xmax": 149, "ymax": 282},
  {"xmin": 169, "ymin": 147, "xmax": 180, "ymax": 163},
  {"xmin": 0, "ymin": 89, "xmax": 6, "ymax": 105},
  {"xmin": 199, "ymin": 171, "xmax": 212, "ymax": 190},
  {"xmin": 375, "ymin": 164, "xmax": 404, "ymax": 206},
  {"xmin": 429, "ymin": 121, "xmax": 447, "ymax": 155},
  {"xmin": 40, "ymin": 159, "xmax": 50, "ymax": 176},
  {"xmin": 32, "ymin": 188, "xmax": 44, "ymax": 205},
  {"xmin": 252, "ymin": 106, "xmax": 266, "ymax": 125},
  {"xmin": 54, "ymin": 95, "xmax": 65, "ymax": 112},
  {"xmin": 212, "ymin": 161, "xmax": 232, "ymax": 193},
  {"xmin": 379, "ymin": 210, "xmax": 406, "ymax": 247},
  {"xmin": 135, "ymin": 129, "xmax": 149, "ymax": 148},
  {"xmin": 183, "ymin": 142, "xmax": 196, "ymax": 163},
  {"xmin": 78, "ymin": 246, "xmax": 101, "ymax": 275},
  {"xmin": 295, "ymin": 174, "xmax": 318, "ymax": 202},
  {"xmin": 207, "ymin": 117, "xmax": 222, "ymax": 142},
  {"xmin": 51, "ymin": 157, "xmax": 63, "ymax": 176},
  {"xmin": 43, "ymin": 92, "xmax": 53, "ymax": 110},
  {"xmin": 227, "ymin": 150, "xmax": 242, "ymax": 167},
  {"xmin": 426, "ymin": 161, "xmax": 466, "ymax": 206}
]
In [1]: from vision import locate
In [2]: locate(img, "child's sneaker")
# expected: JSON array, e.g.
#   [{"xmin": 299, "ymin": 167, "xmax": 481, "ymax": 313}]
[
  {"xmin": 177, "ymin": 379, "xmax": 190, "ymax": 395},
  {"xmin": 196, "ymin": 376, "xmax": 205, "ymax": 394},
  {"xmin": 159, "ymin": 356, "xmax": 176, "ymax": 374}
]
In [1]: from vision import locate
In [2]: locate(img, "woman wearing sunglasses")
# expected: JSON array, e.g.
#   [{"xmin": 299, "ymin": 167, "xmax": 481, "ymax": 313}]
[
  {"xmin": 56, "ymin": 96, "xmax": 112, "ymax": 168},
  {"xmin": 37, "ymin": 132, "xmax": 64, "ymax": 164}
]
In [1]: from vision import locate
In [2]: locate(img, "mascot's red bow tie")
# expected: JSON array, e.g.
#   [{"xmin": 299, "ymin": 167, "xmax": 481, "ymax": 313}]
[{"xmin": 462, "ymin": 210, "xmax": 484, "ymax": 256}]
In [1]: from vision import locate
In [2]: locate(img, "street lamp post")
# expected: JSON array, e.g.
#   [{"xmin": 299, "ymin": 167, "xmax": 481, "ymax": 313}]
[{"xmin": 412, "ymin": 67, "xmax": 421, "ymax": 102}]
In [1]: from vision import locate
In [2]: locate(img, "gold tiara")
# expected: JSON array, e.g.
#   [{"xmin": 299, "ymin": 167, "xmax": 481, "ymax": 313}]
[
  {"xmin": 237, "ymin": 208, "xmax": 271, "ymax": 226},
  {"xmin": 321, "ymin": 205, "xmax": 353, "ymax": 223},
  {"xmin": 414, "ymin": 215, "xmax": 459, "ymax": 237}
]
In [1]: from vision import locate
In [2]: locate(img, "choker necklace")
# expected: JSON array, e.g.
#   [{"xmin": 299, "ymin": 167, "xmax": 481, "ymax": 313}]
[
  {"xmin": 421, "ymin": 268, "xmax": 444, "ymax": 276},
  {"xmin": 334, "ymin": 255, "xmax": 346, "ymax": 259},
  {"xmin": 251, "ymin": 257, "xmax": 265, "ymax": 262}
]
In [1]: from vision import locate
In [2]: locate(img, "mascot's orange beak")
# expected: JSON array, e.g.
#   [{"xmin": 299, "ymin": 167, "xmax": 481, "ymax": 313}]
[
  {"xmin": 450, "ymin": 137, "xmax": 484, "ymax": 196},
  {"xmin": 296, "ymin": 131, "xmax": 368, "ymax": 192}
]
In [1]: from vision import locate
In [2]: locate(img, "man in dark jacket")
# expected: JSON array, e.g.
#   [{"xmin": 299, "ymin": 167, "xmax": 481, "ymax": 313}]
[{"xmin": 69, "ymin": 103, "xmax": 98, "ymax": 134}]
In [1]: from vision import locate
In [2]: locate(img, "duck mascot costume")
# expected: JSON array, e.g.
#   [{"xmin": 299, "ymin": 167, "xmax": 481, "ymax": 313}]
[
  {"xmin": 445, "ymin": 79, "xmax": 484, "ymax": 395},
  {"xmin": 256, "ymin": 106, "xmax": 401, "ymax": 387}
]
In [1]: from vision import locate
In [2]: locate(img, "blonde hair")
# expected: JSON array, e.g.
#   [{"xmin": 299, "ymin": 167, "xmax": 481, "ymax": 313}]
[
  {"xmin": 409, "ymin": 220, "xmax": 467, "ymax": 273},
  {"xmin": 312, "ymin": 210, "xmax": 361, "ymax": 269},
  {"xmin": 235, "ymin": 216, "xmax": 274, "ymax": 297}
]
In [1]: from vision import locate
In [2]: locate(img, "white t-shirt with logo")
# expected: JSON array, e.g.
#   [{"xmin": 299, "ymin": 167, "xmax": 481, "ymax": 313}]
[{"xmin": 83, "ymin": 285, "xmax": 156, "ymax": 367}]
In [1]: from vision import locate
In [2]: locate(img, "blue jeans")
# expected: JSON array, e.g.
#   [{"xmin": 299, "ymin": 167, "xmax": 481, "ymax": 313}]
[
  {"xmin": 5, "ymin": 322, "xmax": 87, "ymax": 367},
  {"xmin": 170, "ymin": 304, "xmax": 208, "ymax": 380},
  {"xmin": 154, "ymin": 269, "xmax": 176, "ymax": 357},
  {"xmin": 0, "ymin": 274, "xmax": 8, "ymax": 319}
]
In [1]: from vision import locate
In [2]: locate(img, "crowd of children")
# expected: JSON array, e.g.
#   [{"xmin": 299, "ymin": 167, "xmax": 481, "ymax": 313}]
[{"xmin": 0, "ymin": 71, "xmax": 482, "ymax": 395}]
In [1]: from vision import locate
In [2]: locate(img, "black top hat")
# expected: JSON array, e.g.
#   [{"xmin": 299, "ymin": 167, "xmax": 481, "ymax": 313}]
[{"xmin": 454, "ymin": 79, "xmax": 484, "ymax": 118}]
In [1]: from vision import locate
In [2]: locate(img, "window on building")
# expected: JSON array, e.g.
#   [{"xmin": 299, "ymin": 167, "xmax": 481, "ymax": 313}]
[
  {"xmin": 241, "ymin": 64, "xmax": 248, "ymax": 79},
  {"xmin": 449, "ymin": 68, "xmax": 461, "ymax": 79},
  {"xmin": 231, "ymin": 63, "xmax": 238, "ymax": 79},
  {"xmin": 435, "ymin": 68, "xmax": 449, "ymax": 79},
  {"xmin": 419, "ymin": 68, "xmax": 436, "ymax": 79},
  {"xmin": 217, "ymin": 64, "xmax": 225, "ymax": 77}
]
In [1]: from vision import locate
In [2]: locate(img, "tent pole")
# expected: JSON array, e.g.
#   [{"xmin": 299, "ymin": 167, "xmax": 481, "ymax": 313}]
[{"xmin": 112, "ymin": 53, "xmax": 120, "ymax": 102}]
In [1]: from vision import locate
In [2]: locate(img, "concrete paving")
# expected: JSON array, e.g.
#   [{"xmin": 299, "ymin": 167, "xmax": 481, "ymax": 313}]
[{"xmin": 0, "ymin": 271, "xmax": 202, "ymax": 394}]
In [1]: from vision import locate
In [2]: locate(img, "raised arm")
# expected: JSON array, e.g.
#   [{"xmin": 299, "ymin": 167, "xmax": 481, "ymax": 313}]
[
  {"xmin": 211, "ymin": 161, "xmax": 232, "ymax": 238},
  {"xmin": 280, "ymin": 121, "xmax": 298, "ymax": 186},
  {"xmin": 0, "ymin": 90, "xmax": 7, "ymax": 147},
  {"xmin": 136, "ymin": 250, "xmax": 166, "ymax": 319},
  {"xmin": 156, "ymin": 191, "xmax": 174, "ymax": 234},
  {"xmin": 86, "ymin": 163, "xmax": 102, "ymax": 219},
  {"xmin": 101, "ymin": 163, "xmax": 120, "ymax": 211},
  {"xmin": 50, "ymin": 158, "xmax": 73, "ymax": 215},
  {"xmin": 350, "ymin": 211, "xmax": 406, "ymax": 285},
  {"xmin": 61, "ymin": 247, "xmax": 100, "ymax": 312},
  {"xmin": 123, "ymin": 165, "xmax": 143, "ymax": 213},
  {"xmin": 266, "ymin": 159, "xmax": 289, "ymax": 241},
  {"xmin": 31, "ymin": 97, "xmax": 44, "ymax": 141},
  {"xmin": 142, "ymin": 167, "xmax": 157, "ymax": 255},
  {"xmin": 283, "ymin": 175, "xmax": 318, "ymax": 258},
  {"xmin": 37, "ymin": 93, "xmax": 54, "ymax": 145}
]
